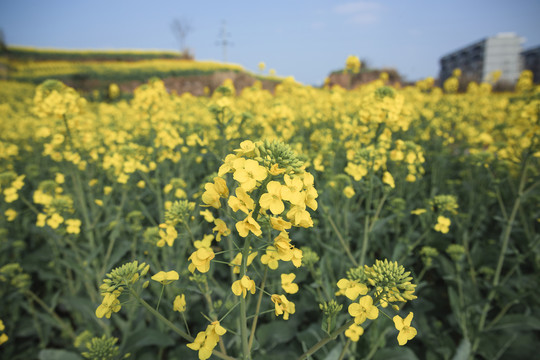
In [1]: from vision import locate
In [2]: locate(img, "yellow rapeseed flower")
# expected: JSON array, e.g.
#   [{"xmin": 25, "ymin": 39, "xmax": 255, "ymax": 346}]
[
  {"xmin": 96, "ymin": 292, "xmax": 121, "ymax": 319},
  {"xmin": 234, "ymin": 140, "xmax": 256, "ymax": 157},
  {"xmin": 36, "ymin": 213, "xmax": 47, "ymax": 227},
  {"xmin": 291, "ymin": 248, "xmax": 303, "ymax": 268},
  {"xmin": 5, "ymin": 208, "xmax": 17, "ymax": 221},
  {"xmin": 55, "ymin": 173, "xmax": 65, "ymax": 184},
  {"xmin": 188, "ymin": 247, "xmax": 215, "ymax": 273},
  {"xmin": 65, "ymin": 219, "xmax": 82, "ymax": 234},
  {"xmin": 0, "ymin": 333, "xmax": 8, "ymax": 346},
  {"xmin": 194, "ymin": 234, "xmax": 214, "ymax": 249},
  {"xmin": 286, "ymin": 205, "xmax": 313, "ymax": 228},
  {"xmin": 343, "ymin": 186, "xmax": 355, "ymax": 198},
  {"xmin": 281, "ymin": 273, "xmax": 299, "ymax": 294},
  {"xmin": 151, "ymin": 270, "xmax": 179, "ymax": 285},
  {"xmin": 235, "ymin": 214, "xmax": 262, "ymax": 237},
  {"xmin": 269, "ymin": 217, "xmax": 292, "ymax": 231},
  {"xmin": 260, "ymin": 246, "xmax": 280, "ymax": 270},
  {"xmin": 259, "ymin": 181, "xmax": 285, "ymax": 215},
  {"xmin": 233, "ymin": 158, "xmax": 267, "ymax": 192},
  {"xmin": 187, "ymin": 321, "xmax": 227, "ymax": 360},
  {"xmin": 173, "ymin": 294, "xmax": 186, "ymax": 312},
  {"xmin": 228, "ymin": 187, "xmax": 255, "ymax": 214},
  {"xmin": 344, "ymin": 323, "xmax": 364, "ymax": 342},
  {"xmin": 273, "ymin": 232, "xmax": 294, "ymax": 261},
  {"xmin": 382, "ymin": 171, "xmax": 395, "ymax": 188},
  {"xmin": 200, "ymin": 209, "xmax": 215, "ymax": 223},
  {"xmin": 231, "ymin": 275, "xmax": 256, "ymax": 298},
  {"xmin": 348, "ymin": 295, "xmax": 379, "ymax": 324},
  {"xmin": 271, "ymin": 294, "xmax": 296, "ymax": 320},
  {"xmin": 336, "ymin": 278, "xmax": 368, "ymax": 300},
  {"xmin": 212, "ymin": 218, "xmax": 230, "ymax": 241},
  {"xmin": 281, "ymin": 175, "xmax": 304, "ymax": 205},
  {"xmin": 157, "ymin": 224, "xmax": 178, "ymax": 247},
  {"xmin": 434, "ymin": 216, "xmax": 451, "ymax": 233},
  {"xmin": 230, "ymin": 250, "xmax": 258, "ymax": 274},
  {"xmin": 4, "ymin": 187, "xmax": 18, "ymax": 203},
  {"xmin": 47, "ymin": 213, "xmax": 64, "ymax": 229},
  {"xmin": 201, "ymin": 182, "xmax": 221, "ymax": 209},
  {"xmin": 393, "ymin": 312, "xmax": 417, "ymax": 345}
]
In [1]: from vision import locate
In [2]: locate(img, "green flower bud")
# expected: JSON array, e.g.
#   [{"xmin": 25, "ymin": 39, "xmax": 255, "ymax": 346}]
[
  {"xmin": 81, "ymin": 335, "xmax": 120, "ymax": 360},
  {"xmin": 446, "ymin": 244, "xmax": 465, "ymax": 262},
  {"xmin": 364, "ymin": 259, "xmax": 417, "ymax": 304},
  {"xmin": 165, "ymin": 200, "xmax": 194, "ymax": 225},
  {"xmin": 319, "ymin": 300, "xmax": 343, "ymax": 334}
]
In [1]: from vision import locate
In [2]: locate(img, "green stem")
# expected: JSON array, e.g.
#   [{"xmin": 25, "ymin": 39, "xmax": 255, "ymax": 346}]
[
  {"xmin": 360, "ymin": 216, "xmax": 370, "ymax": 267},
  {"xmin": 359, "ymin": 173, "xmax": 374, "ymax": 267},
  {"xmin": 99, "ymin": 189, "xmax": 127, "ymax": 279},
  {"xmin": 455, "ymin": 263, "xmax": 469, "ymax": 340},
  {"xmin": 236, "ymin": 194, "xmax": 264, "ymax": 359},
  {"xmin": 181, "ymin": 313, "xmax": 191, "ymax": 336},
  {"xmin": 25, "ymin": 290, "xmax": 75, "ymax": 340},
  {"xmin": 364, "ymin": 328, "xmax": 391, "ymax": 360},
  {"xmin": 239, "ymin": 235, "xmax": 252, "ymax": 360},
  {"xmin": 20, "ymin": 196, "xmax": 40, "ymax": 215},
  {"xmin": 323, "ymin": 206, "xmax": 358, "ymax": 266},
  {"xmin": 297, "ymin": 319, "xmax": 355, "ymax": 360},
  {"xmin": 471, "ymin": 161, "xmax": 528, "ymax": 356},
  {"xmin": 129, "ymin": 287, "xmax": 237, "ymax": 360},
  {"xmin": 462, "ymin": 231, "xmax": 478, "ymax": 287},
  {"xmin": 248, "ymin": 267, "xmax": 268, "ymax": 352},
  {"xmin": 398, "ymin": 229, "xmax": 429, "ymax": 264},
  {"xmin": 156, "ymin": 284, "xmax": 165, "ymax": 311},
  {"xmin": 337, "ymin": 339, "xmax": 351, "ymax": 360},
  {"xmin": 368, "ymin": 192, "xmax": 388, "ymax": 233}
]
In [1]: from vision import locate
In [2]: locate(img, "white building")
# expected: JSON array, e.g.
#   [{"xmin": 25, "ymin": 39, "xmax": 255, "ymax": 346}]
[{"xmin": 439, "ymin": 33, "xmax": 524, "ymax": 84}]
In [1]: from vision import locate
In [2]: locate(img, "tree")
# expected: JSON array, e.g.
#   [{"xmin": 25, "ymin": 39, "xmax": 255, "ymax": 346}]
[
  {"xmin": 0, "ymin": 29, "xmax": 6, "ymax": 52},
  {"xmin": 171, "ymin": 18, "xmax": 193, "ymax": 59}
]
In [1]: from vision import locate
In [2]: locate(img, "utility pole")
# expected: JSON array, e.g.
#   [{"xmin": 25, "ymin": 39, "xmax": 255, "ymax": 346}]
[{"xmin": 216, "ymin": 20, "xmax": 232, "ymax": 62}]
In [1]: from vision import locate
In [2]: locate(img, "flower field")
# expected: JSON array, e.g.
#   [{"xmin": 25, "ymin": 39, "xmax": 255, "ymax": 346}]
[{"xmin": 0, "ymin": 68, "xmax": 539, "ymax": 359}]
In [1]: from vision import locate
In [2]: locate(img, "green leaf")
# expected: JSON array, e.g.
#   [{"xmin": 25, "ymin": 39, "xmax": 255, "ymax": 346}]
[
  {"xmin": 373, "ymin": 347, "xmax": 419, "ymax": 360},
  {"xmin": 488, "ymin": 314, "xmax": 540, "ymax": 331},
  {"xmin": 323, "ymin": 343, "xmax": 344, "ymax": 360},
  {"xmin": 38, "ymin": 349, "xmax": 83, "ymax": 360},
  {"xmin": 106, "ymin": 241, "xmax": 132, "ymax": 271},
  {"xmin": 452, "ymin": 338, "xmax": 471, "ymax": 360},
  {"xmin": 447, "ymin": 286, "xmax": 460, "ymax": 316},
  {"xmin": 257, "ymin": 319, "xmax": 298, "ymax": 349},
  {"xmin": 123, "ymin": 328, "xmax": 174, "ymax": 350}
]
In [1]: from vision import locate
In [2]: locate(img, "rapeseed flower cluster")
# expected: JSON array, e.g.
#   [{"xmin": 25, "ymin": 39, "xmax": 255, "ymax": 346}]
[
  {"xmin": 96, "ymin": 261, "xmax": 149, "ymax": 319},
  {"xmin": 81, "ymin": 335, "xmax": 120, "ymax": 360},
  {"xmin": 195, "ymin": 139, "xmax": 317, "ymax": 279},
  {"xmin": 33, "ymin": 179, "xmax": 82, "ymax": 234},
  {"xmin": 337, "ymin": 259, "xmax": 417, "ymax": 345},
  {"xmin": 0, "ymin": 172, "xmax": 25, "ymax": 204},
  {"xmin": 345, "ymin": 55, "xmax": 361, "ymax": 74}
]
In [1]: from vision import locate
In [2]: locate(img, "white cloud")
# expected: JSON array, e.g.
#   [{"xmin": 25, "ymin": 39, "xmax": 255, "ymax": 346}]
[{"xmin": 334, "ymin": 1, "xmax": 382, "ymax": 25}]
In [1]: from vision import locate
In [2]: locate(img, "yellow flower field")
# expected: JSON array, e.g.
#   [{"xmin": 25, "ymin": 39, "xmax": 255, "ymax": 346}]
[{"xmin": 0, "ymin": 65, "xmax": 538, "ymax": 359}]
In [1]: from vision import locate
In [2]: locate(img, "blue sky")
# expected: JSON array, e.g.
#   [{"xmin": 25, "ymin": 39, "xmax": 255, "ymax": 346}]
[{"xmin": 1, "ymin": 0, "xmax": 539, "ymax": 85}]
